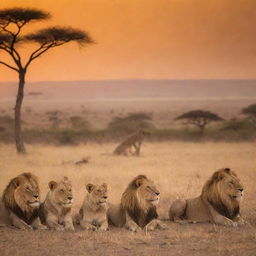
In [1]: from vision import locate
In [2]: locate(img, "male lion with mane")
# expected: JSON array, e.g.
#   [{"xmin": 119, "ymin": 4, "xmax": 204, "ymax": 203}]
[
  {"xmin": 39, "ymin": 177, "xmax": 74, "ymax": 231},
  {"xmin": 0, "ymin": 172, "xmax": 46, "ymax": 230},
  {"xmin": 107, "ymin": 175, "xmax": 166, "ymax": 232},
  {"xmin": 169, "ymin": 168, "xmax": 244, "ymax": 227},
  {"xmin": 75, "ymin": 183, "xmax": 109, "ymax": 231}
]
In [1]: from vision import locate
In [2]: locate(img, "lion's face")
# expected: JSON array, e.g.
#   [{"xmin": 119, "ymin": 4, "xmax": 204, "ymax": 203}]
[
  {"xmin": 86, "ymin": 183, "xmax": 108, "ymax": 205},
  {"xmin": 14, "ymin": 175, "xmax": 40, "ymax": 209},
  {"xmin": 209, "ymin": 168, "xmax": 244, "ymax": 202},
  {"xmin": 49, "ymin": 177, "xmax": 73, "ymax": 208},
  {"xmin": 135, "ymin": 176, "xmax": 160, "ymax": 206},
  {"xmin": 219, "ymin": 171, "xmax": 244, "ymax": 201}
]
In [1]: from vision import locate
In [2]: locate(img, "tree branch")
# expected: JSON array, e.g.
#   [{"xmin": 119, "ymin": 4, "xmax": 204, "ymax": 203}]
[
  {"xmin": 24, "ymin": 42, "xmax": 64, "ymax": 69},
  {"xmin": 0, "ymin": 60, "xmax": 19, "ymax": 72}
]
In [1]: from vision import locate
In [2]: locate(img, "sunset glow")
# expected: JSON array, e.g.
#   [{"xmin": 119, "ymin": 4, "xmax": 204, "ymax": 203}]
[{"xmin": 1, "ymin": 0, "xmax": 256, "ymax": 81}]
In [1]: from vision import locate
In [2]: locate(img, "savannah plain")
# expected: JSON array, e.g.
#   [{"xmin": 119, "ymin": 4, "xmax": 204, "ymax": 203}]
[{"xmin": 0, "ymin": 81, "xmax": 256, "ymax": 255}]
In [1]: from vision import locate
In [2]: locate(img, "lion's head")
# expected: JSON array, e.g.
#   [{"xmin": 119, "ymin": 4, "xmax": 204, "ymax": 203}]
[
  {"xmin": 121, "ymin": 175, "xmax": 160, "ymax": 227},
  {"xmin": 86, "ymin": 183, "xmax": 108, "ymax": 205},
  {"xmin": 2, "ymin": 172, "xmax": 40, "ymax": 213},
  {"xmin": 48, "ymin": 177, "xmax": 73, "ymax": 208},
  {"xmin": 202, "ymin": 168, "xmax": 244, "ymax": 218}
]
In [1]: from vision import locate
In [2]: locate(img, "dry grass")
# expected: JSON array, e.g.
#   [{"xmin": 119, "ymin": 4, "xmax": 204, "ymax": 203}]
[{"xmin": 0, "ymin": 142, "xmax": 256, "ymax": 255}]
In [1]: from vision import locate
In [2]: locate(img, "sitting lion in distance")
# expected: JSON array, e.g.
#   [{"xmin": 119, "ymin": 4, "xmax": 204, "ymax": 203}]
[
  {"xmin": 0, "ymin": 172, "xmax": 46, "ymax": 230},
  {"xmin": 39, "ymin": 177, "xmax": 74, "ymax": 231},
  {"xmin": 75, "ymin": 183, "xmax": 109, "ymax": 231},
  {"xmin": 107, "ymin": 175, "xmax": 166, "ymax": 232},
  {"xmin": 169, "ymin": 168, "xmax": 244, "ymax": 227}
]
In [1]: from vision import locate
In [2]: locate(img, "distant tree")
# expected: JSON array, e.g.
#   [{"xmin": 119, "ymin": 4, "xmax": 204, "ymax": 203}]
[
  {"xmin": 108, "ymin": 112, "xmax": 154, "ymax": 135},
  {"xmin": 69, "ymin": 115, "xmax": 89, "ymax": 129},
  {"xmin": 0, "ymin": 115, "xmax": 15, "ymax": 128},
  {"xmin": 46, "ymin": 111, "xmax": 62, "ymax": 129},
  {"xmin": 241, "ymin": 104, "xmax": 256, "ymax": 125},
  {"xmin": 0, "ymin": 8, "xmax": 94, "ymax": 153},
  {"xmin": 221, "ymin": 117, "xmax": 253, "ymax": 131},
  {"xmin": 175, "ymin": 110, "xmax": 224, "ymax": 134}
]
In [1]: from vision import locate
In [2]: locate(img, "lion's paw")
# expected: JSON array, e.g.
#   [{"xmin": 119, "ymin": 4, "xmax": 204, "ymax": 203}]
[
  {"xmin": 158, "ymin": 222, "xmax": 168, "ymax": 230},
  {"xmin": 99, "ymin": 226, "xmax": 109, "ymax": 231},
  {"xmin": 126, "ymin": 224, "xmax": 141, "ymax": 232},
  {"xmin": 65, "ymin": 226, "xmax": 75, "ymax": 232},
  {"xmin": 36, "ymin": 224, "xmax": 48, "ymax": 230}
]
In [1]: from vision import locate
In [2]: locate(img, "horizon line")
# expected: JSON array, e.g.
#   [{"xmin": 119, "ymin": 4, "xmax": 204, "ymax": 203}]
[{"xmin": 1, "ymin": 78, "xmax": 256, "ymax": 84}]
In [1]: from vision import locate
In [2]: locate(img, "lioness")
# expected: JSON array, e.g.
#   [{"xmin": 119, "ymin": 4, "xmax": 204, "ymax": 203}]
[
  {"xmin": 113, "ymin": 130, "xmax": 149, "ymax": 156},
  {"xmin": 107, "ymin": 175, "xmax": 166, "ymax": 232},
  {"xmin": 169, "ymin": 168, "xmax": 244, "ymax": 227},
  {"xmin": 76, "ymin": 183, "xmax": 109, "ymax": 231},
  {"xmin": 39, "ymin": 177, "xmax": 74, "ymax": 231},
  {"xmin": 0, "ymin": 172, "xmax": 46, "ymax": 230}
]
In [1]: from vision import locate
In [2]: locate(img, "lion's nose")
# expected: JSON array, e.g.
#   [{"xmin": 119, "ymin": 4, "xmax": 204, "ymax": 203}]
[
  {"xmin": 34, "ymin": 195, "xmax": 39, "ymax": 199},
  {"xmin": 239, "ymin": 188, "xmax": 243, "ymax": 192},
  {"xmin": 68, "ymin": 196, "xmax": 73, "ymax": 200},
  {"xmin": 155, "ymin": 192, "xmax": 160, "ymax": 196},
  {"xmin": 103, "ymin": 196, "xmax": 108, "ymax": 199}
]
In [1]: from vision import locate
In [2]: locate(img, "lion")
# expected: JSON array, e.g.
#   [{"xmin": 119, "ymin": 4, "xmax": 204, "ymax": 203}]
[
  {"xmin": 107, "ymin": 175, "xmax": 166, "ymax": 232},
  {"xmin": 75, "ymin": 183, "xmax": 109, "ymax": 231},
  {"xmin": 169, "ymin": 168, "xmax": 244, "ymax": 227},
  {"xmin": 39, "ymin": 177, "xmax": 74, "ymax": 231},
  {"xmin": 0, "ymin": 172, "xmax": 46, "ymax": 230},
  {"xmin": 113, "ymin": 130, "xmax": 149, "ymax": 156}
]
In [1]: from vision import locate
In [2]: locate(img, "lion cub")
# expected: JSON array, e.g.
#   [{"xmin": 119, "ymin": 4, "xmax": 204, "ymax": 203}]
[
  {"xmin": 39, "ymin": 177, "xmax": 74, "ymax": 231},
  {"xmin": 77, "ymin": 183, "xmax": 109, "ymax": 231}
]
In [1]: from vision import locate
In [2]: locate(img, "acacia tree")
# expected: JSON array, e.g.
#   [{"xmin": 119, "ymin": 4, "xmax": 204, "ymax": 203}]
[
  {"xmin": 0, "ymin": 8, "xmax": 93, "ymax": 153},
  {"xmin": 241, "ymin": 104, "xmax": 256, "ymax": 125},
  {"xmin": 108, "ymin": 112, "xmax": 154, "ymax": 135},
  {"xmin": 175, "ymin": 110, "xmax": 224, "ymax": 134}
]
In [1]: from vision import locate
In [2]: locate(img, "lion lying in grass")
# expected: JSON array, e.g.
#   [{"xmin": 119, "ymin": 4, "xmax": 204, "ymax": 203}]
[
  {"xmin": 0, "ymin": 172, "xmax": 46, "ymax": 230},
  {"xmin": 39, "ymin": 177, "xmax": 74, "ymax": 231},
  {"xmin": 107, "ymin": 175, "xmax": 166, "ymax": 232},
  {"xmin": 75, "ymin": 183, "xmax": 109, "ymax": 231},
  {"xmin": 169, "ymin": 168, "xmax": 244, "ymax": 227}
]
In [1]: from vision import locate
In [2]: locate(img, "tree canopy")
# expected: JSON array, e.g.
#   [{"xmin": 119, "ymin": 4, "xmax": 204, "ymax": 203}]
[
  {"xmin": 175, "ymin": 110, "xmax": 224, "ymax": 133},
  {"xmin": 0, "ymin": 7, "xmax": 94, "ymax": 153},
  {"xmin": 108, "ymin": 112, "xmax": 154, "ymax": 135}
]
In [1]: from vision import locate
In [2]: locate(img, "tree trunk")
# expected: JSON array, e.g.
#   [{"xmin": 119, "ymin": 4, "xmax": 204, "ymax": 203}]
[
  {"xmin": 14, "ymin": 70, "xmax": 26, "ymax": 154},
  {"xmin": 199, "ymin": 125, "xmax": 205, "ymax": 135}
]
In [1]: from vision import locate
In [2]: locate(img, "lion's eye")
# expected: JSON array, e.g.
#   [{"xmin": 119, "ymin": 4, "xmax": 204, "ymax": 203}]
[
  {"xmin": 60, "ymin": 189, "xmax": 65, "ymax": 193},
  {"xmin": 229, "ymin": 181, "xmax": 234, "ymax": 185},
  {"xmin": 26, "ymin": 187, "xmax": 30, "ymax": 191}
]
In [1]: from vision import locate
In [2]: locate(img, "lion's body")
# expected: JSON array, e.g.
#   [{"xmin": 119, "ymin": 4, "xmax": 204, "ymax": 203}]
[
  {"xmin": 113, "ymin": 131, "xmax": 148, "ymax": 156},
  {"xmin": 76, "ymin": 183, "xmax": 108, "ymax": 231},
  {"xmin": 39, "ymin": 177, "xmax": 74, "ymax": 231},
  {"xmin": 107, "ymin": 175, "xmax": 166, "ymax": 232},
  {"xmin": 0, "ymin": 173, "xmax": 46, "ymax": 230},
  {"xmin": 169, "ymin": 168, "xmax": 244, "ymax": 226}
]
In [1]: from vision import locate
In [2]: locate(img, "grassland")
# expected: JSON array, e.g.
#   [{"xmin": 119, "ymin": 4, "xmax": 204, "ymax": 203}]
[{"xmin": 0, "ymin": 142, "xmax": 256, "ymax": 256}]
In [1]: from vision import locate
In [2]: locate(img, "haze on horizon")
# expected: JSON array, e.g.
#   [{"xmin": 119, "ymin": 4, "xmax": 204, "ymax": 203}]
[{"xmin": 1, "ymin": 0, "xmax": 256, "ymax": 82}]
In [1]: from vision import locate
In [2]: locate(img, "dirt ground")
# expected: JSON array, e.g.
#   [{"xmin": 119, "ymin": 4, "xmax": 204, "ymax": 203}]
[
  {"xmin": 1, "ymin": 222, "xmax": 256, "ymax": 256},
  {"xmin": 0, "ymin": 142, "xmax": 255, "ymax": 255}
]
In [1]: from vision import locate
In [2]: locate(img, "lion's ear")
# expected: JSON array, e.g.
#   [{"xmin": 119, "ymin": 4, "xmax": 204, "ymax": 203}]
[
  {"xmin": 63, "ymin": 176, "xmax": 71, "ymax": 185},
  {"xmin": 86, "ymin": 183, "xmax": 95, "ymax": 193},
  {"xmin": 49, "ymin": 181, "xmax": 58, "ymax": 190},
  {"xmin": 12, "ymin": 177, "xmax": 23, "ymax": 188},
  {"xmin": 223, "ymin": 168, "xmax": 231, "ymax": 174},
  {"xmin": 135, "ymin": 176, "xmax": 146, "ymax": 187},
  {"xmin": 102, "ymin": 183, "xmax": 108, "ymax": 191},
  {"xmin": 63, "ymin": 176, "xmax": 69, "ymax": 182},
  {"xmin": 214, "ymin": 172, "xmax": 225, "ymax": 181}
]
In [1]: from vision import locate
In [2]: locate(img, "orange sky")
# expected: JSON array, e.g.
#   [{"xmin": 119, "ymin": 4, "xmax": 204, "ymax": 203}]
[{"xmin": 1, "ymin": 0, "xmax": 256, "ymax": 81}]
